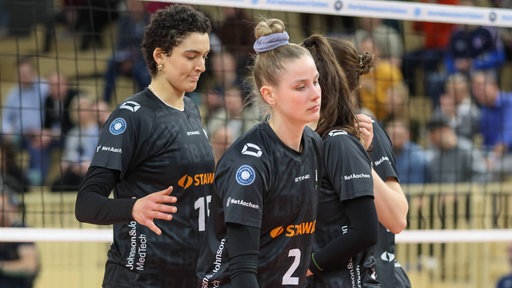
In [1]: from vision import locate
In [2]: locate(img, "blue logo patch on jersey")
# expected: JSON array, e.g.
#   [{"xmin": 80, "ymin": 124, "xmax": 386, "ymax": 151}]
[
  {"xmin": 109, "ymin": 118, "xmax": 127, "ymax": 135},
  {"xmin": 236, "ymin": 165, "xmax": 255, "ymax": 186}
]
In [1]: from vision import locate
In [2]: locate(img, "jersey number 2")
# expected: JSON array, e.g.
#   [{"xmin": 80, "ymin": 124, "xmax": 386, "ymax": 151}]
[{"xmin": 282, "ymin": 248, "xmax": 301, "ymax": 285}]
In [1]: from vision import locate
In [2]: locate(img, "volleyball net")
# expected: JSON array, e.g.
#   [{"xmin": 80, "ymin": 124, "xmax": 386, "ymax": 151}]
[
  {"xmin": 0, "ymin": 0, "xmax": 511, "ymax": 287},
  {"xmin": 1, "ymin": 0, "xmax": 506, "ymax": 242}
]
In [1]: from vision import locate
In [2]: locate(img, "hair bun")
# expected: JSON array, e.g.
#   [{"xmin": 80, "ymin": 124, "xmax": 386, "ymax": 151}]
[{"xmin": 358, "ymin": 52, "xmax": 374, "ymax": 75}]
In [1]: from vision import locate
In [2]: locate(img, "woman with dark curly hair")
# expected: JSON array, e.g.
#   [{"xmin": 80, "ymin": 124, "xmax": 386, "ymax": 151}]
[{"xmin": 75, "ymin": 5, "xmax": 215, "ymax": 287}]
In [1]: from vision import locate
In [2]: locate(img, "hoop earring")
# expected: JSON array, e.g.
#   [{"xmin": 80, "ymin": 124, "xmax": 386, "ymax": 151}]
[{"xmin": 157, "ymin": 63, "xmax": 163, "ymax": 71}]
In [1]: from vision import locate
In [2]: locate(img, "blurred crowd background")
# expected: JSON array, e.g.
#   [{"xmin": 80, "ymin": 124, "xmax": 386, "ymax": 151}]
[{"xmin": 0, "ymin": 0, "xmax": 511, "ymax": 287}]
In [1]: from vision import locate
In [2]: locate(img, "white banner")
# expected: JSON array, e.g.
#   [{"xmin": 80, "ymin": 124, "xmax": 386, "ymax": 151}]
[{"xmin": 149, "ymin": 0, "xmax": 512, "ymax": 27}]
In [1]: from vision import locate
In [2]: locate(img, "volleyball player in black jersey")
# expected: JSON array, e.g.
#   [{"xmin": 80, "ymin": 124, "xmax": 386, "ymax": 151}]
[
  {"xmin": 197, "ymin": 18, "xmax": 323, "ymax": 287},
  {"xmin": 327, "ymin": 37, "xmax": 410, "ymax": 288},
  {"xmin": 304, "ymin": 35, "xmax": 411, "ymax": 287},
  {"xmin": 301, "ymin": 35, "xmax": 380, "ymax": 288},
  {"xmin": 75, "ymin": 5, "xmax": 215, "ymax": 287}
]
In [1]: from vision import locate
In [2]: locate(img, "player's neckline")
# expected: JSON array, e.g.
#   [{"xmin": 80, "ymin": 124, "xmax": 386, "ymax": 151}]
[{"xmin": 148, "ymin": 85, "xmax": 184, "ymax": 111}]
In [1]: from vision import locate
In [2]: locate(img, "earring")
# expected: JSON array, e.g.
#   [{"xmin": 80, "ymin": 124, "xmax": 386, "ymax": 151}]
[{"xmin": 157, "ymin": 63, "xmax": 163, "ymax": 71}]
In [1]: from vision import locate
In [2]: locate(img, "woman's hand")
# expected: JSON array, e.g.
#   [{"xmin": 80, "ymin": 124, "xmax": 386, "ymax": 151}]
[
  {"xmin": 132, "ymin": 186, "xmax": 178, "ymax": 235},
  {"xmin": 356, "ymin": 113, "xmax": 374, "ymax": 151}
]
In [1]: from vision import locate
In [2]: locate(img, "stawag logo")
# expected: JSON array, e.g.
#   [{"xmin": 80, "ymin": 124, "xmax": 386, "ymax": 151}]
[
  {"xmin": 225, "ymin": 197, "xmax": 259, "ymax": 209},
  {"xmin": 110, "ymin": 118, "xmax": 127, "ymax": 135},
  {"xmin": 120, "ymin": 101, "xmax": 141, "ymax": 112},
  {"xmin": 269, "ymin": 220, "xmax": 316, "ymax": 238},
  {"xmin": 241, "ymin": 143, "xmax": 262, "ymax": 158},
  {"xmin": 178, "ymin": 173, "xmax": 214, "ymax": 189}
]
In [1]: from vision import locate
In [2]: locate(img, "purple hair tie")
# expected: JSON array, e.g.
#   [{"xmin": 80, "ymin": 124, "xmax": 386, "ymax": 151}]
[{"xmin": 253, "ymin": 32, "xmax": 289, "ymax": 53}]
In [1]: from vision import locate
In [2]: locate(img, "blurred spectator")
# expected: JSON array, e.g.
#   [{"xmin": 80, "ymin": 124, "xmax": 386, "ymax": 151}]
[
  {"xmin": 425, "ymin": 112, "xmax": 489, "ymax": 183},
  {"xmin": 436, "ymin": 73, "xmax": 480, "ymax": 141},
  {"xmin": 1, "ymin": 56, "xmax": 51, "ymax": 186},
  {"xmin": 103, "ymin": 0, "xmax": 151, "ymax": 104},
  {"xmin": 383, "ymin": 82, "xmax": 422, "ymax": 142},
  {"xmin": 4, "ymin": 0, "xmax": 50, "ymax": 37},
  {"xmin": 445, "ymin": 23, "xmax": 505, "ymax": 76},
  {"xmin": 92, "ymin": 99, "xmax": 112, "ymax": 128},
  {"xmin": 50, "ymin": 95, "xmax": 100, "ymax": 192},
  {"xmin": 299, "ymin": 13, "xmax": 354, "ymax": 37},
  {"xmin": 43, "ymin": 71, "xmax": 81, "ymax": 145},
  {"xmin": 444, "ymin": 0, "xmax": 506, "ymax": 78},
  {"xmin": 358, "ymin": 35, "xmax": 404, "ymax": 121},
  {"xmin": 353, "ymin": 17, "xmax": 404, "ymax": 67},
  {"xmin": 42, "ymin": 0, "xmax": 85, "ymax": 53},
  {"xmin": 496, "ymin": 242, "xmax": 512, "ymax": 288},
  {"xmin": 210, "ymin": 126, "xmax": 233, "ymax": 165},
  {"xmin": 0, "ymin": 140, "xmax": 31, "ymax": 194},
  {"xmin": 0, "ymin": 0, "xmax": 9, "ymax": 38},
  {"xmin": 77, "ymin": 0, "xmax": 120, "ymax": 51},
  {"xmin": 206, "ymin": 86, "xmax": 259, "ymax": 142},
  {"xmin": 143, "ymin": 1, "xmax": 173, "ymax": 13},
  {"xmin": 401, "ymin": 0, "xmax": 458, "ymax": 97},
  {"xmin": 214, "ymin": 7, "xmax": 254, "ymax": 77},
  {"xmin": 421, "ymin": 0, "xmax": 506, "ymax": 108},
  {"xmin": 43, "ymin": 0, "xmax": 120, "ymax": 52},
  {"xmin": 471, "ymin": 70, "xmax": 512, "ymax": 178},
  {"xmin": 385, "ymin": 118, "xmax": 428, "ymax": 184},
  {"xmin": 491, "ymin": 0, "xmax": 512, "ymax": 61},
  {"xmin": 201, "ymin": 51, "xmax": 244, "ymax": 119},
  {"xmin": 385, "ymin": 82, "xmax": 409, "ymax": 121},
  {"xmin": 0, "ymin": 187, "xmax": 40, "ymax": 288}
]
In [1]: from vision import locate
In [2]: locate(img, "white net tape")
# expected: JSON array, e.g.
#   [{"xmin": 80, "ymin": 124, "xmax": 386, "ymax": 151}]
[{"xmin": 1, "ymin": 227, "xmax": 511, "ymax": 242}]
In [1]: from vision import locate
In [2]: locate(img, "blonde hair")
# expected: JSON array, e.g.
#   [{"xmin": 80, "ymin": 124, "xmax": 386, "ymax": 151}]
[{"xmin": 249, "ymin": 18, "xmax": 311, "ymax": 118}]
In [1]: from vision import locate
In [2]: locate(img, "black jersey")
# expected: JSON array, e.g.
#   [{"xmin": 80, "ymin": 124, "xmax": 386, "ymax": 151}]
[
  {"xmin": 311, "ymin": 129, "xmax": 375, "ymax": 288},
  {"xmin": 197, "ymin": 122, "xmax": 322, "ymax": 288},
  {"xmin": 369, "ymin": 120, "xmax": 411, "ymax": 288},
  {"xmin": 91, "ymin": 88, "xmax": 215, "ymax": 287}
]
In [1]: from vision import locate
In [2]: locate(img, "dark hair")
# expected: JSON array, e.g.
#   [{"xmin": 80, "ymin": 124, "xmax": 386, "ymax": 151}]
[
  {"xmin": 141, "ymin": 4, "xmax": 212, "ymax": 75},
  {"xmin": 326, "ymin": 37, "xmax": 373, "ymax": 93},
  {"xmin": 426, "ymin": 111, "xmax": 450, "ymax": 131},
  {"xmin": 302, "ymin": 34, "xmax": 359, "ymax": 138}
]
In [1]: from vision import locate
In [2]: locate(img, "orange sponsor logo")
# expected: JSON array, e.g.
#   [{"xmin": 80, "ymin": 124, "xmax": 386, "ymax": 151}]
[
  {"xmin": 269, "ymin": 220, "xmax": 316, "ymax": 238},
  {"xmin": 178, "ymin": 173, "xmax": 214, "ymax": 189}
]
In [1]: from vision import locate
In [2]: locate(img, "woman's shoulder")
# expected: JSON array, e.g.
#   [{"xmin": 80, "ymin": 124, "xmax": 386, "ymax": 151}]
[
  {"xmin": 110, "ymin": 90, "xmax": 157, "ymax": 119},
  {"xmin": 217, "ymin": 124, "xmax": 268, "ymax": 169},
  {"xmin": 323, "ymin": 129, "xmax": 365, "ymax": 151}
]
